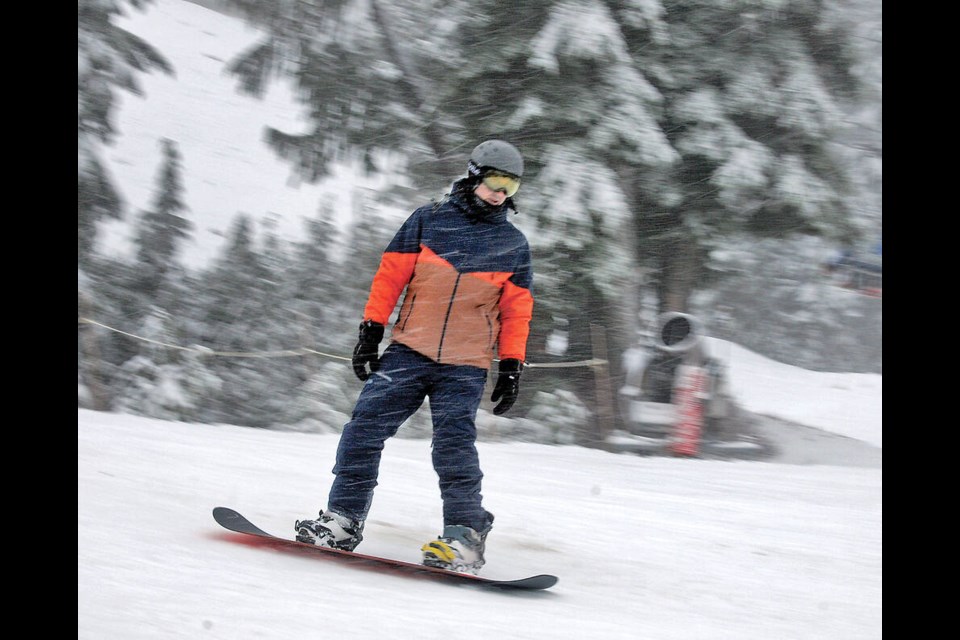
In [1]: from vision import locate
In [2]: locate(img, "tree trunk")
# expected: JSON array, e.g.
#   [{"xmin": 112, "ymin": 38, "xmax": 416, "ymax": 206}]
[
  {"xmin": 78, "ymin": 293, "xmax": 110, "ymax": 411},
  {"xmin": 590, "ymin": 324, "xmax": 616, "ymax": 444},
  {"xmin": 658, "ymin": 234, "xmax": 699, "ymax": 314}
]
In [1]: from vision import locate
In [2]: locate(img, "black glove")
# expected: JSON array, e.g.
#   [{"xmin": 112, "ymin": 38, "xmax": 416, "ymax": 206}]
[
  {"xmin": 352, "ymin": 320, "xmax": 385, "ymax": 381},
  {"xmin": 491, "ymin": 358, "xmax": 523, "ymax": 415}
]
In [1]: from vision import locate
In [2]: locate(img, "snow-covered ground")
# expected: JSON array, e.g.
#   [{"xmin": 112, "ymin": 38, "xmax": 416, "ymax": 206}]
[
  {"xmin": 78, "ymin": 338, "xmax": 881, "ymax": 639},
  {"xmin": 711, "ymin": 338, "xmax": 881, "ymax": 449}
]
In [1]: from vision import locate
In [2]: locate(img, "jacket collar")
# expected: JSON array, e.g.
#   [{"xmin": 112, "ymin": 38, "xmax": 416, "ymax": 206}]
[{"xmin": 448, "ymin": 180, "xmax": 512, "ymax": 224}]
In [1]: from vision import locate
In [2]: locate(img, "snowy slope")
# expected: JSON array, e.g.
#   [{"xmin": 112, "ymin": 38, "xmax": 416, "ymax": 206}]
[
  {"xmin": 78, "ymin": 334, "xmax": 881, "ymax": 639},
  {"xmin": 78, "ymin": 407, "xmax": 881, "ymax": 640}
]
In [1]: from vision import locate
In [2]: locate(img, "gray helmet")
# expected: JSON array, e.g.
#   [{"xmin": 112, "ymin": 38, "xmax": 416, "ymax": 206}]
[{"xmin": 468, "ymin": 140, "xmax": 524, "ymax": 178}]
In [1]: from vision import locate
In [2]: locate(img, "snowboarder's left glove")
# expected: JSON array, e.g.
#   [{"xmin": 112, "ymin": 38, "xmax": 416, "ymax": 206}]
[
  {"xmin": 352, "ymin": 320, "xmax": 385, "ymax": 381},
  {"xmin": 491, "ymin": 358, "xmax": 523, "ymax": 415}
]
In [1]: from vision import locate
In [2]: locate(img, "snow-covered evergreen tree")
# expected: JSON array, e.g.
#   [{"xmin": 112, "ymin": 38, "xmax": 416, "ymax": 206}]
[
  {"xmin": 78, "ymin": 0, "xmax": 172, "ymax": 267},
  {"xmin": 80, "ymin": 0, "xmax": 881, "ymax": 434},
  {"xmin": 191, "ymin": 215, "xmax": 304, "ymax": 427},
  {"xmin": 133, "ymin": 138, "xmax": 192, "ymax": 301},
  {"xmin": 288, "ymin": 208, "xmax": 345, "ymax": 351},
  {"xmin": 110, "ymin": 306, "xmax": 219, "ymax": 421},
  {"xmin": 283, "ymin": 361, "xmax": 357, "ymax": 434},
  {"xmin": 112, "ymin": 348, "xmax": 221, "ymax": 422},
  {"xmin": 216, "ymin": 0, "xmax": 876, "ymax": 379}
]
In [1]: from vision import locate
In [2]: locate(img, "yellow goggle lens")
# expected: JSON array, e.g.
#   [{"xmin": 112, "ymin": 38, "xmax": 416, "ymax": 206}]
[{"xmin": 481, "ymin": 173, "xmax": 521, "ymax": 197}]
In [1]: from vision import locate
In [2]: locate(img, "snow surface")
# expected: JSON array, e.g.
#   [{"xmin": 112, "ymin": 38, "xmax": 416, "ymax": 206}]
[
  {"xmin": 78, "ymin": 337, "xmax": 881, "ymax": 639},
  {"xmin": 706, "ymin": 338, "xmax": 881, "ymax": 448},
  {"xmin": 83, "ymin": 2, "xmax": 881, "ymax": 637}
]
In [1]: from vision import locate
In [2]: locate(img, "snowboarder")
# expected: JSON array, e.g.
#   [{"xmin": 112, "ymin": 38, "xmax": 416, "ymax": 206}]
[{"xmin": 295, "ymin": 140, "xmax": 534, "ymax": 574}]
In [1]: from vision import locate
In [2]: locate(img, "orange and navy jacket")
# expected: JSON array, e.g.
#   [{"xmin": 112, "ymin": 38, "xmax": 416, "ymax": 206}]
[{"xmin": 362, "ymin": 188, "xmax": 534, "ymax": 369}]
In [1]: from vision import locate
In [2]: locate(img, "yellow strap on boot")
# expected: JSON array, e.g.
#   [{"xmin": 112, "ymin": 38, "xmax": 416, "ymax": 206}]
[{"xmin": 422, "ymin": 540, "xmax": 457, "ymax": 563}]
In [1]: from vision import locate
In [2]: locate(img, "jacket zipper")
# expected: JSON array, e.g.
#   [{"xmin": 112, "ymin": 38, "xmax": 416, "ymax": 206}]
[
  {"xmin": 485, "ymin": 313, "xmax": 494, "ymax": 352},
  {"xmin": 399, "ymin": 292, "xmax": 417, "ymax": 331},
  {"xmin": 436, "ymin": 273, "xmax": 462, "ymax": 362}
]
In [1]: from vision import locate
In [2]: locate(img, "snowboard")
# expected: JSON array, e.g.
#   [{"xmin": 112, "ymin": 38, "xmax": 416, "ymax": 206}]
[{"xmin": 212, "ymin": 507, "xmax": 558, "ymax": 591}]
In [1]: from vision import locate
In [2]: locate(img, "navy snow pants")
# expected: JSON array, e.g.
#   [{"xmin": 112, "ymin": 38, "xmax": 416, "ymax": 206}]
[{"xmin": 327, "ymin": 342, "xmax": 494, "ymax": 533}]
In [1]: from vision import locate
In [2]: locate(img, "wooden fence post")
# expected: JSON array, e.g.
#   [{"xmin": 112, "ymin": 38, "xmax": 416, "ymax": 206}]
[
  {"xmin": 78, "ymin": 292, "xmax": 109, "ymax": 411},
  {"xmin": 590, "ymin": 323, "xmax": 616, "ymax": 446}
]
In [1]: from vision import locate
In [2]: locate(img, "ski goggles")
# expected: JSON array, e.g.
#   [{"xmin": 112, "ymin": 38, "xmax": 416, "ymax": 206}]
[{"xmin": 481, "ymin": 171, "xmax": 521, "ymax": 197}]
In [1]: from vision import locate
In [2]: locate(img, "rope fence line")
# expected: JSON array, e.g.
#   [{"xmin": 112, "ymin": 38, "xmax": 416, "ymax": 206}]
[{"xmin": 78, "ymin": 317, "xmax": 607, "ymax": 369}]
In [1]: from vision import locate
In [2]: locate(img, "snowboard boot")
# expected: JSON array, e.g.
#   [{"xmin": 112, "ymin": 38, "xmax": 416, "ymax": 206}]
[
  {"xmin": 295, "ymin": 510, "xmax": 364, "ymax": 551},
  {"xmin": 421, "ymin": 524, "xmax": 489, "ymax": 574}
]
